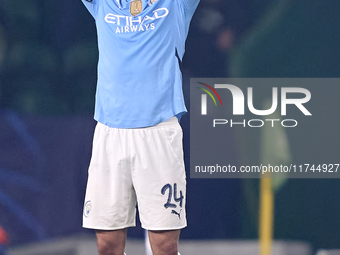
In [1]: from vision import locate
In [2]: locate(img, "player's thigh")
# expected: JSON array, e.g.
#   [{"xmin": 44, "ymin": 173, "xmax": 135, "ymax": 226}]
[
  {"xmin": 132, "ymin": 118, "xmax": 187, "ymax": 230},
  {"xmin": 83, "ymin": 123, "xmax": 137, "ymax": 230}
]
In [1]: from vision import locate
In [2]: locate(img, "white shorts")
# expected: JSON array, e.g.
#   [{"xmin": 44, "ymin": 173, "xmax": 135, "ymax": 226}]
[{"xmin": 83, "ymin": 117, "xmax": 187, "ymax": 231}]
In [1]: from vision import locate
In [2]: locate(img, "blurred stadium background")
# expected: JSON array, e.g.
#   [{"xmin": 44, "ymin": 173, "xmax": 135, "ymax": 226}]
[{"xmin": 1, "ymin": 0, "xmax": 340, "ymax": 254}]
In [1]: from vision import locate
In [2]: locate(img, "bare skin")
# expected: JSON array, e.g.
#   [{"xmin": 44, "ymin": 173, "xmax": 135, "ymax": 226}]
[
  {"xmin": 148, "ymin": 229, "xmax": 180, "ymax": 255},
  {"xmin": 96, "ymin": 228, "xmax": 180, "ymax": 255},
  {"xmin": 96, "ymin": 229, "xmax": 127, "ymax": 255}
]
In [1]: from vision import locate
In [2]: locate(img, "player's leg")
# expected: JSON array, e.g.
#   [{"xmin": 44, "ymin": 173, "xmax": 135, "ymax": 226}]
[
  {"xmin": 96, "ymin": 229, "xmax": 127, "ymax": 255},
  {"xmin": 83, "ymin": 123, "xmax": 137, "ymax": 255},
  {"xmin": 132, "ymin": 117, "xmax": 187, "ymax": 255},
  {"xmin": 148, "ymin": 229, "xmax": 181, "ymax": 255}
]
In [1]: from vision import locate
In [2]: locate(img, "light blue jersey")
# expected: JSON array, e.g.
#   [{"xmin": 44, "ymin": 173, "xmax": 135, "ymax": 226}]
[{"xmin": 82, "ymin": 0, "xmax": 199, "ymax": 128}]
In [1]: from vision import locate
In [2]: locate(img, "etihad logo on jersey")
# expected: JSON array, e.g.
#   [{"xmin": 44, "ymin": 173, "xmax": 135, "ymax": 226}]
[{"xmin": 105, "ymin": 7, "xmax": 169, "ymax": 34}]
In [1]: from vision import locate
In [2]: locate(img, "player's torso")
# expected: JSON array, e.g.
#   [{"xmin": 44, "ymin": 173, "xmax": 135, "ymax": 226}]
[{"xmin": 86, "ymin": 0, "xmax": 197, "ymax": 128}]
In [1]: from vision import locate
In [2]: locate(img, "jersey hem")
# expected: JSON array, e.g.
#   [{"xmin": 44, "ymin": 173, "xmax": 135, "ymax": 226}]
[{"xmin": 94, "ymin": 110, "xmax": 187, "ymax": 129}]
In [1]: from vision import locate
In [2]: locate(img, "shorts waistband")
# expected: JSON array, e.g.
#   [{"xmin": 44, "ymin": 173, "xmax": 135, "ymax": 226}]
[{"xmin": 146, "ymin": 116, "xmax": 179, "ymax": 129}]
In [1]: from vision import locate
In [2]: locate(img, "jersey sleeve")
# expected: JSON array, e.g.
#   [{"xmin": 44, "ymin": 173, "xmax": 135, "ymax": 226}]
[
  {"xmin": 81, "ymin": 0, "xmax": 99, "ymax": 19},
  {"xmin": 181, "ymin": 0, "xmax": 200, "ymax": 19}
]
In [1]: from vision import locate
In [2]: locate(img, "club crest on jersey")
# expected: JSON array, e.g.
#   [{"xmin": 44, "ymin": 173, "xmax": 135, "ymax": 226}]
[{"xmin": 130, "ymin": 0, "xmax": 142, "ymax": 16}]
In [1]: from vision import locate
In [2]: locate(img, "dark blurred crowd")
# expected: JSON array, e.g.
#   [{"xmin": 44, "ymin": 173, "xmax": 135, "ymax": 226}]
[{"xmin": 184, "ymin": 0, "xmax": 252, "ymax": 77}]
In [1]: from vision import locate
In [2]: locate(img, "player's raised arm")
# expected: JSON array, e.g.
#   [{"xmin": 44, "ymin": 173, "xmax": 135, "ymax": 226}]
[
  {"xmin": 183, "ymin": 0, "xmax": 200, "ymax": 5},
  {"xmin": 181, "ymin": 0, "xmax": 200, "ymax": 19},
  {"xmin": 81, "ymin": 0, "xmax": 98, "ymax": 19}
]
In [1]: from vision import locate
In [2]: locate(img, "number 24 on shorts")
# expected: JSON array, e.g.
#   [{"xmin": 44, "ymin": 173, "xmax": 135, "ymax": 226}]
[{"xmin": 161, "ymin": 183, "xmax": 183, "ymax": 209}]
